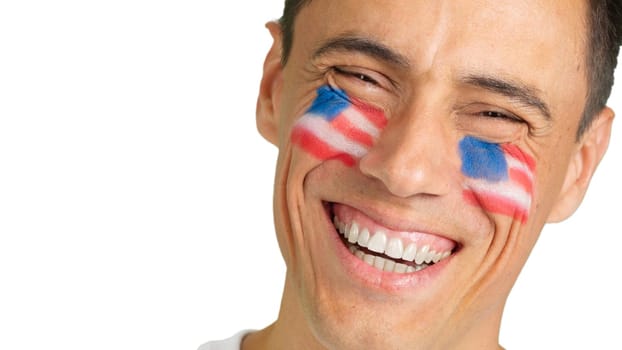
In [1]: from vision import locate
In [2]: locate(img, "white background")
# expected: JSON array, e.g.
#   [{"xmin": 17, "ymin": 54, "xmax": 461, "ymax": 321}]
[{"xmin": 0, "ymin": 1, "xmax": 620, "ymax": 349}]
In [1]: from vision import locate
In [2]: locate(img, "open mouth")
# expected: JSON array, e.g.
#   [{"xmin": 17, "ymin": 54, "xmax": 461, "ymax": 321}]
[{"xmin": 328, "ymin": 202, "xmax": 456, "ymax": 274}]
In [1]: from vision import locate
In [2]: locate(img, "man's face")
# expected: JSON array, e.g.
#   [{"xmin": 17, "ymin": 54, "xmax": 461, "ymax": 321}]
[{"xmin": 258, "ymin": 0, "xmax": 599, "ymax": 348}]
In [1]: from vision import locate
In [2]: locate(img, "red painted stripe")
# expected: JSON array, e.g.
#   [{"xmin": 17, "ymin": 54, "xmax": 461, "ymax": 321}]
[
  {"xmin": 351, "ymin": 98, "xmax": 388, "ymax": 129},
  {"xmin": 291, "ymin": 127, "xmax": 356, "ymax": 166},
  {"xmin": 463, "ymin": 190, "xmax": 528, "ymax": 223},
  {"xmin": 502, "ymin": 144, "xmax": 536, "ymax": 172},
  {"xmin": 509, "ymin": 168, "xmax": 533, "ymax": 194},
  {"xmin": 331, "ymin": 115, "xmax": 374, "ymax": 147}
]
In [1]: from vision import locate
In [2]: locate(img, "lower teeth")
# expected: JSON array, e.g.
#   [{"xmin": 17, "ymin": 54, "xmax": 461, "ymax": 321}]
[{"xmin": 349, "ymin": 244, "xmax": 430, "ymax": 274}]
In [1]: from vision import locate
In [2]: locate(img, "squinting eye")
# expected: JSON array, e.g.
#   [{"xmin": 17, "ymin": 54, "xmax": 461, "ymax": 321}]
[
  {"xmin": 333, "ymin": 67, "xmax": 379, "ymax": 86},
  {"xmin": 480, "ymin": 111, "xmax": 522, "ymax": 123},
  {"xmin": 353, "ymin": 73, "xmax": 377, "ymax": 85}
]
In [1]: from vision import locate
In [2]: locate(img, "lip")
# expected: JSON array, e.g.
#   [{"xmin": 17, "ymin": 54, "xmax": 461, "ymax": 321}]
[{"xmin": 324, "ymin": 201, "xmax": 456, "ymax": 293}]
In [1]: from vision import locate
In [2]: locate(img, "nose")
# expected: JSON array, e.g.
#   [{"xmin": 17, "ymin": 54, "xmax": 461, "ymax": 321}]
[{"xmin": 359, "ymin": 106, "xmax": 454, "ymax": 198}]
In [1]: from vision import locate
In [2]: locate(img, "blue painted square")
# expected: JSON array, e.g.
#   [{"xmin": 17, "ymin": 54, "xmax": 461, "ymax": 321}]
[
  {"xmin": 459, "ymin": 136, "xmax": 508, "ymax": 182},
  {"xmin": 307, "ymin": 86, "xmax": 351, "ymax": 121}
]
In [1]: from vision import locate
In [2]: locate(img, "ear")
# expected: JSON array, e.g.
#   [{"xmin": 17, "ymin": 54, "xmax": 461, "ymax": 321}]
[
  {"xmin": 547, "ymin": 107, "xmax": 615, "ymax": 222},
  {"xmin": 256, "ymin": 21, "xmax": 284, "ymax": 146}
]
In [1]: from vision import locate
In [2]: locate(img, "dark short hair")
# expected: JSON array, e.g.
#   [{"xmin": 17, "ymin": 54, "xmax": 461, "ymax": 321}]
[
  {"xmin": 278, "ymin": 0, "xmax": 622, "ymax": 139},
  {"xmin": 582, "ymin": 0, "xmax": 622, "ymax": 138}
]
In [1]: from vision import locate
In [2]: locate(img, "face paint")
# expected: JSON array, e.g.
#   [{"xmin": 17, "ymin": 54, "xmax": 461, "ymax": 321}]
[
  {"xmin": 459, "ymin": 136, "xmax": 535, "ymax": 222},
  {"xmin": 291, "ymin": 86, "xmax": 387, "ymax": 166}
]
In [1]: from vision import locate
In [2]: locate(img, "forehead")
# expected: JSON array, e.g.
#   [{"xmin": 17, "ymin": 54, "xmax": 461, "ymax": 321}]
[{"xmin": 290, "ymin": 0, "xmax": 588, "ymax": 122}]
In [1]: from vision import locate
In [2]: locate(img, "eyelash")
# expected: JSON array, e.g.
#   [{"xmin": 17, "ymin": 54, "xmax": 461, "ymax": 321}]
[
  {"xmin": 479, "ymin": 110, "xmax": 523, "ymax": 123},
  {"xmin": 333, "ymin": 67, "xmax": 380, "ymax": 86}
]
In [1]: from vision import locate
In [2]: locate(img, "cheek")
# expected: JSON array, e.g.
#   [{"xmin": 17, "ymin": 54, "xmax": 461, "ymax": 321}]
[
  {"xmin": 290, "ymin": 85, "xmax": 387, "ymax": 167},
  {"xmin": 459, "ymin": 136, "xmax": 536, "ymax": 223}
]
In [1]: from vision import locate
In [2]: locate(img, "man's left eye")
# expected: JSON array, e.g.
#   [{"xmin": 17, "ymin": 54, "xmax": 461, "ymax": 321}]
[
  {"xmin": 333, "ymin": 67, "xmax": 380, "ymax": 86},
  {"xmin": 480, "ymin": 110, "xmax": 523, "ymax": 123}
]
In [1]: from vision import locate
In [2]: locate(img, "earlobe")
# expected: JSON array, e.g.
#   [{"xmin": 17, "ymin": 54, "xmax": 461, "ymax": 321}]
[
  {"xmin": 256, "ymin": 21, "xmax": 284, "ymax": 146},
  {"xmin": 547, "ymin": 107, "xmax": 615, "ymax": 223}
]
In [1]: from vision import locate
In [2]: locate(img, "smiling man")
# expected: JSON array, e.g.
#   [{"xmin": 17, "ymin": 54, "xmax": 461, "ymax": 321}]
[{"xmin": 201, "ymin": 0, "xmax": 621, "ymax": 349}]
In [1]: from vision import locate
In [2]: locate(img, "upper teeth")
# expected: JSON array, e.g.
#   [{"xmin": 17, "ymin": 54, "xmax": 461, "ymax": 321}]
[{"xmin": 334, "ymin": 216, "xmax": 452, "ymax": 265}]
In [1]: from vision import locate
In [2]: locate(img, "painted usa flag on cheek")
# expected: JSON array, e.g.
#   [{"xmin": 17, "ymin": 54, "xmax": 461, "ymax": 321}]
[
  {"xmin": 459, "ymin": 136, "xmax": 536, "ymax": 223},
  {"xmin": 291, "ymin": 86, "xmax": 387, "ymax": 166}
]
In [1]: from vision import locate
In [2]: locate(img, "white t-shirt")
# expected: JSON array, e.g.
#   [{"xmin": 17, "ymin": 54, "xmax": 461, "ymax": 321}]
[{"xmin": 198, "ymin": 330, "xmax": 252, "ymax": 350}]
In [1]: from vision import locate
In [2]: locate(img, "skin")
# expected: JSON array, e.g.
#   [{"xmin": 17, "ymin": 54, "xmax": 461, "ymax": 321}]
[
  {"xmin": 291, "ymin": 85, "xmax": 388, "ymax": 166},
  {"xmin": 251, "ymin": 0, "xmax": 615, "ymax": 349},
  {"xmin": 459, "ymin": 136, "xmax": 535, "ymax": 223}
]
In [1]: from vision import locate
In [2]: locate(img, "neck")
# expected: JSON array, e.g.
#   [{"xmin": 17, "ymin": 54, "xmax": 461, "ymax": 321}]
[
  {"xmin": 243, "ymin": 276, "xmax": 505, "ymax": 350},
  {"xmin": 243, "ymin": 277, "xmax": 326, "ymax": 350}
]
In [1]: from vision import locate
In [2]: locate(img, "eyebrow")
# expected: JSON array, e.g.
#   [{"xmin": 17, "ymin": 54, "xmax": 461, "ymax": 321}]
[
  {"xmin": 312, "ymin": 34, "xmax": 411, "ymax": 69},
  {"xmin": 461, "ymin": 74, "xmax": 552, "ymax": 120},
  {"xmin": 311, "ymin": 36, "xmax": 552, "ymax": 120}
]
